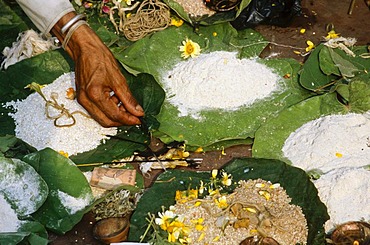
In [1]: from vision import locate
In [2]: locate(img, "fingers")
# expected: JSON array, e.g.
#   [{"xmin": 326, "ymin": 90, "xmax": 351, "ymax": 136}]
[
  {"xmin": 78, "ymin": 86, "xmax": 142, "ymax": 127},
  {"xmin": 111, "ymin": 75, "xmax": 145, "ymax": 118}
]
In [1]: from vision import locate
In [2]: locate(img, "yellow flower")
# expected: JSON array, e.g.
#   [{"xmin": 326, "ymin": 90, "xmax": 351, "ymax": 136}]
[
  {"xmin": 171, "ymin": 17, "xmax": 184, "ymax": 27},
  {"xmin": 179, "ymin": 38, "xmax": 201, "ymax": 59},
  {"xmin": 305, "ymin": 40, "xmax": 315, "ymax": 52},
  {"xmin": 326, "ymin": 30, "xmax": 340, "ymax": 40},
  {"xmin": 175, "ymin": 189, "xmax": 198, "ymax": 203},
  {"xmin": 58, "ymin": 151, "xmax": 69, "ymax": 158},
  {"xmin": 215, "ymin": 196, "xmax": 228, "ymax": 209},
  {"xmin": 191, "ymin": 218, "xmax": 204, "ymax": 231},
  {"xmin": 221, "ymin": 171, "xmax": 232, "ymax": 186},
  {"xmin": 198, "ymin": 180, "xmax": 205, "ymax": 195},
  {"xmin": 211, "ymin": 169, "xmax": 218, "ymax": 179},
  {"xmin": 155, "ymin": 210, "xmax": 175, "ymax": 230},
  {"xmin": 299, "ymin": 28, "xmax": 306, "ymax": 34}
]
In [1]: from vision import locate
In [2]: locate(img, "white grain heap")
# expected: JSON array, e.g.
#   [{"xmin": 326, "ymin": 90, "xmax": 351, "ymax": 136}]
[{"xmin": 4, "ymin": 72, "xmax": 117, "ymax": 156}]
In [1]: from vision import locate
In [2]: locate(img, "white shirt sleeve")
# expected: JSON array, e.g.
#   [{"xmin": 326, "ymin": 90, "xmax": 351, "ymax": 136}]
[{"xmin": 16, "ymin": 0, "xmax": 75, "ymax": 34}]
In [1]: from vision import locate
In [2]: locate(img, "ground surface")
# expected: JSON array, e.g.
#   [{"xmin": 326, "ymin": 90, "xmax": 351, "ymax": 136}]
[{"xmin": 51, "ymin": 0, "xmax": 370, "ymax": 243}]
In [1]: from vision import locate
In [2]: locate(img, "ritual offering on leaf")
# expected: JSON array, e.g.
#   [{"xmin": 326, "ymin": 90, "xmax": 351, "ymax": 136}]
[
  {"xmin": 3, "ymin": 72, "xmax": 117, "ymax": 156},
  {"xmin": 130, "ymin": 158, "xmax": 328, "ymax": 244},
  {"xmin": 151, "ymin": 178, "xmax": 307, "ymax": 244}
]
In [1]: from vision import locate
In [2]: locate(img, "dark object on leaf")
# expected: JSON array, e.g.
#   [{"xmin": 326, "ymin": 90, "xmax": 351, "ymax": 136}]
[
  {"xmin": 231, "ymin": 0, "xmax": 302, "ymax": 30},
  {"xmin": 93, "ymin": 217, "xmax": 130, "ymax": 244},
  {"xmin": 329, "ymin": 221, "xmax": 370, "ymax": 245},
  {"xmin": 240, "ymin": 236, "xmax": 280, "ymax": 245},
  {"xmin": 205, "ymin": 0, "xmax": 242, "ymax": 12}
]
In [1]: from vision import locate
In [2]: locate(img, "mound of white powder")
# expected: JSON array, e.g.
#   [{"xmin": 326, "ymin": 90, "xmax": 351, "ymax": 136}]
[
  {"xmin": 314, "ymin": 167, "xmax": 370, "ymax": 232},
  {"xmin": 162, "ymin": 51, "xmax": 280, "ymax": 118},
  {"xmin": 282, "ymin": 112, "xmax": 370, "ymax": 232},
  {"xmin": 4, "ymin": 72, "xmax": 117, "ymax": 156},
  {"xmin": 283, "ymin": 112, "xmax": 370, "ymax": 173},
  {"xmin": 0, "ymin": 193, "xmax": 21, "ymax": 232}
]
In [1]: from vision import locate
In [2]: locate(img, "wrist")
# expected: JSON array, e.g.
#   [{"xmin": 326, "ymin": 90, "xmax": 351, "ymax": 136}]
[{"xmin": 52, "ymin": 12, "xmax": 96, "ymax": 60}]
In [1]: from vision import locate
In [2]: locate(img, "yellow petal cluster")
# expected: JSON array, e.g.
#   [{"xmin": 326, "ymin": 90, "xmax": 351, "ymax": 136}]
[{"xmin": 179, "ymin": 38, "xmax": 201, "ymax": 59}]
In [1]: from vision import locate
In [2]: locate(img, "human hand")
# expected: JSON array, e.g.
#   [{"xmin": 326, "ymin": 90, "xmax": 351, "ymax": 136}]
[{"xmin": 52, "ymin": 12, "xmax": 144, "ymax": 127}]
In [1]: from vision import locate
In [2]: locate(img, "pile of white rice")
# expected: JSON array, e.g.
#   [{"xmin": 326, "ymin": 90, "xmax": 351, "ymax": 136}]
[{"xmin": 4, "ymin": 72, "xmax": 117, "ymax": 156}]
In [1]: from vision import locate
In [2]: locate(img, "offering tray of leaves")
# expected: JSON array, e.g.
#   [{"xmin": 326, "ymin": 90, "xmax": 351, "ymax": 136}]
[{"xmin": 129, "ymin": 158, "xmax": 329, "ymax": 244}]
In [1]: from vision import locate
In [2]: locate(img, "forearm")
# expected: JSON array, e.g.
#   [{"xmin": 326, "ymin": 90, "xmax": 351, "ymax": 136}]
[{"xmin": 16, "ymin": 0, "xmax": 75, "ymax": 34}]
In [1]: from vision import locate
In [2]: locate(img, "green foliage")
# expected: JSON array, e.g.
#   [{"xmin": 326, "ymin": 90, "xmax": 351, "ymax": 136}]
[
  {"xmin": 129, "ymin": 158, "xmax": 328, "ymax": 244},
  {"xmin": 118, "ymin": 23, "xmax": 312, "ymax": 147},
  {"xmin": 299, "ymin": 44, "xmax": 370, "ymax": 94},
  {"xmin": 22, "ymin": 148, "xmax": 94, "ymax": 234},
  {"xmin": 252, "ymin": 78, "xmax": 370, "ymax": 161}
]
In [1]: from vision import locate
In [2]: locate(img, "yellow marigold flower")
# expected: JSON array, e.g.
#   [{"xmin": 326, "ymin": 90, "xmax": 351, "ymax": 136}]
[
  {"xmin": 179, "ymin": 38, "xmax": 201, "ymax": 59},
  {"xmin": 221, "ymin": 171, "xmax": 232, "ymax": 186},
  {"xmin": 326, "ymin": 30, "xmax": 340, "ymax": 40},
  {"xmin": 171, "ymin": 17, "xmax": 184, "ymax": 27},
  {"xmin": 305, "ymin": 40, "xmax": 315, "ymax": 52}
]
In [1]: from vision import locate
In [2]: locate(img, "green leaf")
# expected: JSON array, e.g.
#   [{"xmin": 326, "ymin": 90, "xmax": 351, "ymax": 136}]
[
  {"xmin": 129, "ymin": 158, "xmax": 328, "ymax": 245},
  {"xmin": 118, "ymin": 23, "xmax": 311, "ymax": 147},
  {"xmin": 0, "ymin": 135, "xmax": 36, "ymax": 158},
  {"xmin": 22, "ymin": 148, "xmax": 94, "ymax": 234},
  {"xmin": 335, "ymin": 83, "xmax": 350, "ymax": 102},
  {"xmin": 319, "ymin": 46, "xmax": 341, "ymax": 76},
  {"xmin": 253, "ymin": 76, "xmax": 370, "ymax": 162},
  {"xmin": 328, "ymin": 47, "xmax": 359, "ymax": 78},
  {"xmin": 0, "ymin": 221, "xmax": 49, "ymax": 245},
  {"xmin": 0, "ymin": 0, "xmax": 29, "ymax": 51},
  {"xmin": 299, "ymin": 44, "xmax": 338, "ymax": 92},
  {"xmin": 252, "ymin": 93, "xmax": 346, "ymax": 162},
  {"xmin": 0, "ymin": 157, "xmax": 49, "ymax": 216},
  {"xmin": 348, "ymin": 79, "xmax": 370, "ymax": 113}
]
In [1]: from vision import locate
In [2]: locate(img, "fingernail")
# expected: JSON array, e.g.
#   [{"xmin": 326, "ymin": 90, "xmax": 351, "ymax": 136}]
[{"xmin": 136, "ymin": 104, "xmax": 144, "ymax": 112}]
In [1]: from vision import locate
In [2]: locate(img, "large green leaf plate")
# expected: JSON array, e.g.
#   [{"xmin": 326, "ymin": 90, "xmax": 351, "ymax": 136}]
[
  {"xmin": 117, "ymin": 23, "xmax": 312, "ymax": 147},
  {"xmin": 299, "ymin": 44, "xmax": 370, "ymax": 92},
  {"xmin": 252, "ymin": 78, "xmax": 370, "ymax": 162},
  {"xmin": 22, "ymin": 148, "xmax": 94, "ymax": 234},
  {"xmin": 129, "ymin": 158, "xmax": 329, "ymax": 245}
]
